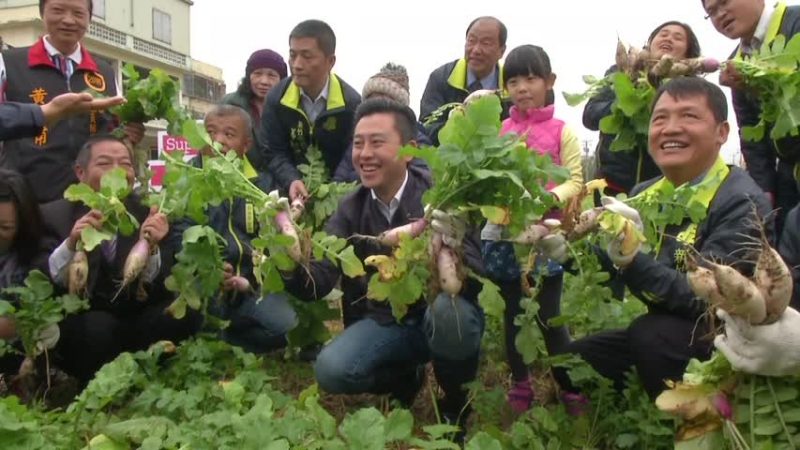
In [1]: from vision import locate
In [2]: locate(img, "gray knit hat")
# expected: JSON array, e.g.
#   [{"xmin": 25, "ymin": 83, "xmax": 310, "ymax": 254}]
[{"xmin": 362, "ymin": 63, "xmax": 410, "ymax": 106}]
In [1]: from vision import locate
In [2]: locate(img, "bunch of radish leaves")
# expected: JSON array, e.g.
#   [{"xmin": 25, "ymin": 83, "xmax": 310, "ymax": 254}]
[
  {"xmin": 0, "ymin": 271, "xmax": 87, "ymax": 362},
  {"xmin": 565, "ymin": 72, "xmax": 655, "ymax": 153},
  {"xmin": 730, "ymin": 33, "xmax": 800, "ymax": 142},
  {"xmin": 112, "ymin": 63, "xmax": 188, "ymax": 135},
  {"xmin": 365, "ymin": 96, "xmax": 565, "ymax": 321},
  {"xmin": 297, "ymin": 145, "xmax": 357, "ymax": 228},
  {"xmin": 154, "ymin": 120, "xmax": 364, "ymax": 346},
  {"xmin": 63, "ymin": 168, "xmax": 139, "ymax": 251}
]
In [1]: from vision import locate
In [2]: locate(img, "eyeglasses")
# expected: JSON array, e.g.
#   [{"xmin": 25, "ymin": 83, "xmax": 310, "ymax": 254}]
[{"xmin": 704, "ymin": 0, "xmax": 730, "ymax": 20}]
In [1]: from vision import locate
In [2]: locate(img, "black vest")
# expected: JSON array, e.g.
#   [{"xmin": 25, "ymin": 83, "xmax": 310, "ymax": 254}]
[{"xmin": 1, "ymin": 43, "xmax": 117, "ymax": 202}]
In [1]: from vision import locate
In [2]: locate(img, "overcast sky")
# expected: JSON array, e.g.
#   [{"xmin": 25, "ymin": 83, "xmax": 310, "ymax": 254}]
[{"xmin": 189, "ymin": 0, "xmax": 800, "ymax": 163}]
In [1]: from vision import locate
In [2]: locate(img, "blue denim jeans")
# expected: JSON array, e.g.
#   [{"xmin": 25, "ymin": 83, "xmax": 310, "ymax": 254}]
[
  {"xmin": 213, "ymin": 292, "xmax": 298, "ymax": 354},
  {"xmin": 314, "ymin": 293, "xmax": 484, "ymax": 395}
]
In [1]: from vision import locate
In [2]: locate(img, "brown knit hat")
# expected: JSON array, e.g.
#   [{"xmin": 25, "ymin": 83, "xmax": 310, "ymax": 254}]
[{"xmin": 362, "ymin": 63, "xmax": 410, "ymax": 106}]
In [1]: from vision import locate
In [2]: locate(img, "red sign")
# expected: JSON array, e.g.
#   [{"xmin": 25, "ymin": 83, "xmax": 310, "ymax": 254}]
[{"xmin": 157, "ymin": 131, "xmax": 199, "ymax": 158}]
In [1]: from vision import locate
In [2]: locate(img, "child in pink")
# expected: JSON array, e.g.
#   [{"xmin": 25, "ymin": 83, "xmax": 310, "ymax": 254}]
[{"xmin": 482, "ymin": 44, "xmax": 583, "ymax": 413}]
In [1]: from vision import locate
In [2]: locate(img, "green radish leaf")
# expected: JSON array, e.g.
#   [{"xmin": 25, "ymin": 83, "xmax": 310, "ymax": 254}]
[
  {"xmin": 338, "ymin": 246, "xmax": 366, "ymax": 278},
  {"xmin": 81, "ymin": 226, "xmax": 114, "ymax": 251}
]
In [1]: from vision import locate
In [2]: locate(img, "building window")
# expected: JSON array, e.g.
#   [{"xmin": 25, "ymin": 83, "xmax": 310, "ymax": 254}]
[
  {"xmin": 182, "ymin": 73, "xmax": 225, "ymax": 103},
  {"xmin": 152, "ymin": 9, "xmax": 172, "ymax": 45},
  {"xmin": 92, "ymin": 0, "xmax": 105, "ymax": 19}
]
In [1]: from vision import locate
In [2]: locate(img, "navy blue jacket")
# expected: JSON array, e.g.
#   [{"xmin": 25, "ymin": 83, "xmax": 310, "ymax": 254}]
[{"xmin": 257, "ymin": 75, "xmax": 361, "ymax": 192}]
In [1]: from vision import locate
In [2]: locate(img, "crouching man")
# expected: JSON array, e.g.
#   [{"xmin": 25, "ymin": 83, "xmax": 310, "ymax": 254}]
[
  {"xmin": 41, "ymin": 135, "xmax": 200, "ymax": 383},
  {"xmin": 283, "ymin": 99, "xmax": 485, "ymax": 441}
]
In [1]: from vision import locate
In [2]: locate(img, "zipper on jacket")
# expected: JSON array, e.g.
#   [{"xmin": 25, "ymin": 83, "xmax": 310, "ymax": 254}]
[
  {"xmin": 228, "ymin": 199, "xmax": 245, "ymax": 276},
  {"xmin": 636, "ymin": 149, "xmax": 644, "ymax": 185}
]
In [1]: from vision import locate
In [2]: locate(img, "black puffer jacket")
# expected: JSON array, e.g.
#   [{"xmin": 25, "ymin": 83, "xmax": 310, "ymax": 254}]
[
  {"xmin": 778, "ymin": 204, "xmax": 800, "ymax": 310},
  {"xmin": 598, "ymin": 166, "xmax": 772, "ymax": 320}
]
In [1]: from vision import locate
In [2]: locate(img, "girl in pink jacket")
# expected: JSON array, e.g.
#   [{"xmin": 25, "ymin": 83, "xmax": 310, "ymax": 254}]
[{"xmin": 483, "ymin": 44, "xmax": 583, "ymax": 413}]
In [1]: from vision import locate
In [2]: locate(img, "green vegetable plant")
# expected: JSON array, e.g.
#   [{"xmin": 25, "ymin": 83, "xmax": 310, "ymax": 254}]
[
  {"xmin": 729, "ymin": 33, "xmax": 800, "ymax": 143},
  {"xmin": 364, "ymin": 95, "xmax": 566, "ymax": 322},
  {"xmin": 0, "ymin": 271, "xmax": 87, "ymax": 389}
]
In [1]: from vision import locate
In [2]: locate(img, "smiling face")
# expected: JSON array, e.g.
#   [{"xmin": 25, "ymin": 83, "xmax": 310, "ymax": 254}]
[
  {"xmin": 648, "ymin": 92, "xmax": 729, "ymax": 185},
  {"xmin": 649, "ymin": 24, "xmax": 691, "ymax": 59},
  {"xmin": 75, "ymin": 140, "xmax": 135, "ymax": 191},
  {"xmin": 352, "ymin": 113, "xmax": 411, "ymax": 198},
  {"xmin": 704, "ymin": 0, "xmax": 765, "ymax": 41},
  {"xmin": 41, "ymin": 0, "xmax": 90, "ymax": 54}
]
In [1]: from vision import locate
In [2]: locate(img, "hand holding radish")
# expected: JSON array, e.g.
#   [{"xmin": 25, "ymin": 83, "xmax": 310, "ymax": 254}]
[
  {"xmin": 289, "ymin": 180, "xmax": 309, "ymax": 202},
  {"xmin": 222, "ymin": 262, "xmax": 251, "ymax": 293},
  {"xmin": 124, "ymin": 122, "xmax": 146, "ymax": 147},
  {"xmin": 68, "ymin": 210, "xmax": 104, "ymax": 251},
  {"xmin": 140, "ymin": 205, "xmax": 169, "ymax": 245},
  {"xmin": 600, "ymin": 197, "xmax": 643, "ymax": 268},
  {"xmin": 719, "ymin": 62, "xmax": 745, "ymax": 90},
  {"xmin": 714, "ymin": 307, "xmax": 800, "ymax": 377},
  {"xmin": 536, "ymin": 221, "xmax": 569, "ymax": 264},
  {"xmin": 430, "ymin": 209, "xmax": 466, "ymax": 247}
]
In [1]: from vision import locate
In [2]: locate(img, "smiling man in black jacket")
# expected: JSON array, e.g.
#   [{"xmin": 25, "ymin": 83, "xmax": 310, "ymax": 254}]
[
  {"xmin": 283, "ymin": 98, "xmax": 484, "ymax": 442},
  {"xmin": 539, "ymin": 78, "xmax": 772, "ymax": 400}
]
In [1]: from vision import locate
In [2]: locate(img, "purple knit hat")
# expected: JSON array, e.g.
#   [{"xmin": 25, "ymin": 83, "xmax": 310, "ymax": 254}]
[{"xmin": 246, "ymin": 49, "xmax": 287, "ymax": 79}]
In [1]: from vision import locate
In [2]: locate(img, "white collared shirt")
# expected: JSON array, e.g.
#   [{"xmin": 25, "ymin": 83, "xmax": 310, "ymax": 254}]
[
  {"xmin": 49, "ymin": 238, "xmax": 161, "ymax": 287},
  {"xmin": 466, "ymin": 66, "xmax": 499, "ymax": 91},
  {"xmin": 300, "ymin": 76, "xmax": 330, "ymax": 122},
  {"xmin": 371, "ymin": 170, "xmax": 409, "ymax": 223},
  {"xmin": 743, "ymin": 2, "xmax": 776, "ymax": 53}
]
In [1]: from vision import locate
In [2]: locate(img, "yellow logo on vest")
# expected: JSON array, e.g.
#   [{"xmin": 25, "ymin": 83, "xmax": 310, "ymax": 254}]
[
  {"xmin": 84, "ymin": 72, "xmax": 106, "ymax": 92},
  {"xmin": 29, "ymin": 88, "xmax": 47, "ymax": 105},
  {"xmin": 322, "ymin": 117, "xmax": 337, "ymax": 131}
]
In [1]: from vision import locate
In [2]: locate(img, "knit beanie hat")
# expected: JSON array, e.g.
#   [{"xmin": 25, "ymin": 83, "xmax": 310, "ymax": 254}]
[
  {"xmin": 246, "ymin": 49, "xmax": 288, "ymax": 79},
  {"xmin": 362, "ymin": 63, "xmax": 410, "ymax": 106}
]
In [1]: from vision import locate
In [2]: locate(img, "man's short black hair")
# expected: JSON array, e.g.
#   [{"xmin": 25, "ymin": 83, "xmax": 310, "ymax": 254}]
[
  {"xmin": 465, "ymin": 16, "xmax": 508, "ymax": 47},
  {"xmin": 75, "ymin": 134, "xmax": 130, "ymax": 168},
  {"xmin": 652, "ymin": 77, "xmax": 728, "ymax": 123},
  {"xmin": 39, "ymin": 0, "xmax": 93, "ymax": 17},
  {"xmin": 290, "ymin": 19, "xmax": 336, "ymax": 56},
  {"xmin": 354, "ymin": 98, "xmax": 418, "ymax": 143}
]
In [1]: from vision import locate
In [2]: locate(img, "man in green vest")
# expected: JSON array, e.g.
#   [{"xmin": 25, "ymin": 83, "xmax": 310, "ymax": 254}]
[
  {"xmin": 538, "ymin": 77, "xmax": 772, "ymax": 400},
  {"xmin": 419, "ymin": 16, "xmax": 509, "ymax": 145},
  {"xmin": 257, "ymin": 19, "xmax": 361, "ymax": 203},
  {"xmin": 702, "ymin": 0, "xmax": 800, "ymax": 234}
]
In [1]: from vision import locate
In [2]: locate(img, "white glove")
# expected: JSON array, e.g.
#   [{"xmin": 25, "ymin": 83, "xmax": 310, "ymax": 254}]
[
  {"xmin": 537, "ymin": 233, "xmax": 569, "ymax": 264},
  {"xmin": 464, "ymin": 89, "xmax": 498, "ymax": 105},
  {"xmin": 431, "ymin": 210, "xmax": 466, "ymax": 248},
  {"xmin": 602, "ymin": 196, "xmax": 643, "ymax": 268},
  {"xmin": 714, "ymin": 308, "xmax": 800, "ymax": 377},
  {"xmin": 481, "ymin": 222, "xmax": 505, "ymax": 242},
  {"xmin": 35, "ymin": 324, "xmax": 60, "ymax": 354},
  {"xmin": 601, "ymin": 196, "xmax": 642, "ymax": 229}
]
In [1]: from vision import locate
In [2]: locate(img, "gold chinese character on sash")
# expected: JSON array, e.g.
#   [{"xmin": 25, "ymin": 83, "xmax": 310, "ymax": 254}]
[
  {"xmin": 89, "ymin": 110, "xmax": 98, "ymax": 134},
  {"xmin": 34, "ymin": 126, "xmax": 49, "ymax": 146},
  {"xmin": 29, "ymin": 87, "xmax": 48, "ymax": 105}
]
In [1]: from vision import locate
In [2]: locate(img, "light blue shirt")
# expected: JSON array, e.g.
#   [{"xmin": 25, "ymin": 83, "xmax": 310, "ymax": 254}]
[
  {"xmin": 300, "ymin": 77, "xmax": 330, "ymax": 122},
  {"xmin": 466, "ymin": 66, "xmax": 499, "ymax": 91}
]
